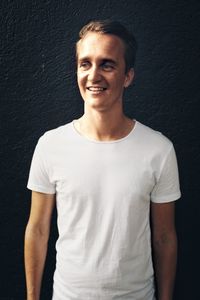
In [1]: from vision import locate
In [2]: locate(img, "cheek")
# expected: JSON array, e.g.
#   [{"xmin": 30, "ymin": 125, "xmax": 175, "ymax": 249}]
[
  {"xmin": 77, "ymin": 72, "xmax": 86, "ymax": 88},
  {"xmin": 112, "ymin": 75, "xmax": 126, "ymax": 88}
]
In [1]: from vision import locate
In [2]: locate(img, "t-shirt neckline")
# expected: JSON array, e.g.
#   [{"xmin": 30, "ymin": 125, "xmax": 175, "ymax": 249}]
[{"xmin": 71, "ymin": 119, "xmax": 138, "ymax": 144}]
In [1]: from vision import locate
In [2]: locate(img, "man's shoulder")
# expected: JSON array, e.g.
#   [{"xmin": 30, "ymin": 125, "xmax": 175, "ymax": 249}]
[
  {"xmin": 38, "ymin": 121, "xmax": 73, "ymax": 146},
  {"xmin": 135, "ymin": 120, "xmax": 173, "ymax": 152}
]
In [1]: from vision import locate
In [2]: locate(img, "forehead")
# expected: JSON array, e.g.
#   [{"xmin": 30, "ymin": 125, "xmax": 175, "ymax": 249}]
[{"xmin": 76, "ymin": 32, "xmax": 125, "ymax": 61}]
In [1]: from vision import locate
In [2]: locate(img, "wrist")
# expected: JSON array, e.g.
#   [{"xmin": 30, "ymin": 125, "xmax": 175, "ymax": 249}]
[{"xmin": 26, "ymin": 291, "xmax": 39, "ymax": 300}]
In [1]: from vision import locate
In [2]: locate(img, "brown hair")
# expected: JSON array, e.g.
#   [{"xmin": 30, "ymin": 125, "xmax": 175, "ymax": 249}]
[{"xmin": 76, "ymin": 19, "xmax": 137, "ymax": 73}]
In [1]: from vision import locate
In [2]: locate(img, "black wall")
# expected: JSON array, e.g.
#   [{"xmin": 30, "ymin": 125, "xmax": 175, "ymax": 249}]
[{"xmin": 1, "ymin": 0, "xmax": 200, "ymax": 299}]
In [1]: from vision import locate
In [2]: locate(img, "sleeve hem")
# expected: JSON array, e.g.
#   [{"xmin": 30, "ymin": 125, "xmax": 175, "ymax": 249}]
[
  {"xmin": 27, "ymin": 184, "xmax": 56, "ymax": 195},
  {"xmin": 151, "ymin": 192, "xmax": 181, "ymax": 203}
]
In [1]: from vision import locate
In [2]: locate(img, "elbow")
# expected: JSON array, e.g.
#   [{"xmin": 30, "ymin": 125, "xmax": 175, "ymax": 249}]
[
  {"xmin": 25, "ymin": 222, "xmax": 50, "ymax": 245},
  {"xmin": 152, "ymin": 231, "xmax": 177, "ymax": 253}
]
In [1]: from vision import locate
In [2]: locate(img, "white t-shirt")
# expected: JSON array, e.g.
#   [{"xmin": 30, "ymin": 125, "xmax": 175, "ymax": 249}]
[{"xmin": 27, "ymin": 120, "xmax": 181, "ymax": 300}]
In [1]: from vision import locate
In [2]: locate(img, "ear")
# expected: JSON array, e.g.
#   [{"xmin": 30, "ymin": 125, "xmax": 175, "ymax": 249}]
[{"xmin": 124, "ymin": 68, "xmax": 135, "ymax": 88}]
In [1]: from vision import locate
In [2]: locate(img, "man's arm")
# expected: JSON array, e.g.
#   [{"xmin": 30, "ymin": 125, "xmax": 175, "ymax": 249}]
[
  {"xmin": 24, "ymin": 191, "xmax": 56, "ymax": 300},
  {"xmin": 151, "ymin": 201, "xmax": 177, "ymax": 300}
]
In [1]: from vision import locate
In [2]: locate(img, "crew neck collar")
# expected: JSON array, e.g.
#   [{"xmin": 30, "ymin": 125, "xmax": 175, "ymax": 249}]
[{"xmin": 71, "ymin": 119, "xmax": 137, "ymax": 144}]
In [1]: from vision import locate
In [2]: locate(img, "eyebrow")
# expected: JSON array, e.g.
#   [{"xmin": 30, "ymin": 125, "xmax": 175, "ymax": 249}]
[
  {"xmin": 78, "ymin": 57, "xmax": 117, "ymax": 65},
  {"xmin": 101, "ymin": 59, "xmax": 117, "ymax": 65}
]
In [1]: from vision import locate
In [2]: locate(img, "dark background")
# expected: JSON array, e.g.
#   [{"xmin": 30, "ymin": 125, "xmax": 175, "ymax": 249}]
[{"xmin": 1, "ymin": 0, "xmax": 200, "ymax": 299}]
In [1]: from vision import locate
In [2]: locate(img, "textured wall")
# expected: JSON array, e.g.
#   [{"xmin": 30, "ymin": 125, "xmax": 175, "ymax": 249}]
[{"xmin": 1, "ymin": 0, "xmax": 200, "ymax": 299}]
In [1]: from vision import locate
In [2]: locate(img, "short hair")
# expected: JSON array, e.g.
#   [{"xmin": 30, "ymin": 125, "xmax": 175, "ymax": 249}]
[{"xmin": 76, "ymin": 19, "xmax": 137, "ymax": 73}]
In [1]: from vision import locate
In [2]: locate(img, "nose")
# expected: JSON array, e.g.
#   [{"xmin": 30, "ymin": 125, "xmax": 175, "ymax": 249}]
[{"xmin": 88, "ymin": 65, "xmax": 102, "ymax": 82}]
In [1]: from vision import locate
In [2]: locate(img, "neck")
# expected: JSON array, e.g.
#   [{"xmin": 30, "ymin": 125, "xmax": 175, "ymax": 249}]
[{"xmin": 75, "ymin": 110, "xmax": 135, "ymax": 141}]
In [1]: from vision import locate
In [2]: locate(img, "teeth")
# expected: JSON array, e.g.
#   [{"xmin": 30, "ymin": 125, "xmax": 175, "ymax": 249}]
[{"xmin": 88, "ymin": 87, "xmax": 105, "ymax": 91}]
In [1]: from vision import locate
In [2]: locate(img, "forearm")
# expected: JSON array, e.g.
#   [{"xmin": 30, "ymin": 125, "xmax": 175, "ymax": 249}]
[
  {"xmin": 24, "ymin": 224, "xmax": 49, "ymax": 300},
  {"xmin": 153, "ymin": 232, "xmax": 177, "ymax": 300}
]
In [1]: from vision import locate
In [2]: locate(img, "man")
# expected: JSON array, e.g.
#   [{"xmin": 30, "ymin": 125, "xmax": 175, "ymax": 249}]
[{"xmin": 25, "ymin": 20, "xmax": 181, "ymax": 300}]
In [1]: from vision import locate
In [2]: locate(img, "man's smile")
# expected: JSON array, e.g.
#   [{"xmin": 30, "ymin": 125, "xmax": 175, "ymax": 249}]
[{"xmin": 86, "ymin": 87, "xmax": 107, "ymax": 91}]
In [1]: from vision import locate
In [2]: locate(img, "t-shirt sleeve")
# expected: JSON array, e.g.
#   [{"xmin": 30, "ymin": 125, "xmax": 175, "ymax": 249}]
[
  {"xmin": 27, "ymin": 136, "xmax": 56, "ymax": 194},
  {"xmin": 150, "ymin": 144, "xmax": 181, "ymax": 203}
]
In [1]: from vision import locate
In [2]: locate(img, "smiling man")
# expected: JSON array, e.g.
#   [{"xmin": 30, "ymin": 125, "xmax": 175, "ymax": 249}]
[
  {"xmin": 25, "ymin": 20, "xmax": 181, "ymax": 300},
  {"xmin": 75, "ymin": 27, "xmax": 135, "ymax": 139}
]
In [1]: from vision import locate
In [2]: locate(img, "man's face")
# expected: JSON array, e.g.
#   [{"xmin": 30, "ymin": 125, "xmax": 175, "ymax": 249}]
[{"xmin": 76, "ymin": 32, "xmax": 134, "ymax": 112}]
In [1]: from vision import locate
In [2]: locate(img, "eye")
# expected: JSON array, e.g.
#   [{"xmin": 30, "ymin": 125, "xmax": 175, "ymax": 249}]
[
  {"xmin": 102, "ymin": 62, "xmax": 114, "ymax": 71},
  {"xmin": 79, "ymin": 61, "xmax": 90, "ymax": 70}
]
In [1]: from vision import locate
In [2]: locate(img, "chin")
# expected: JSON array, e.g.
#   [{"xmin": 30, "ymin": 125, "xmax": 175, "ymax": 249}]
[{"xmin": 85, "ymin": 99, "xmax": 109, "ymax": 110}]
